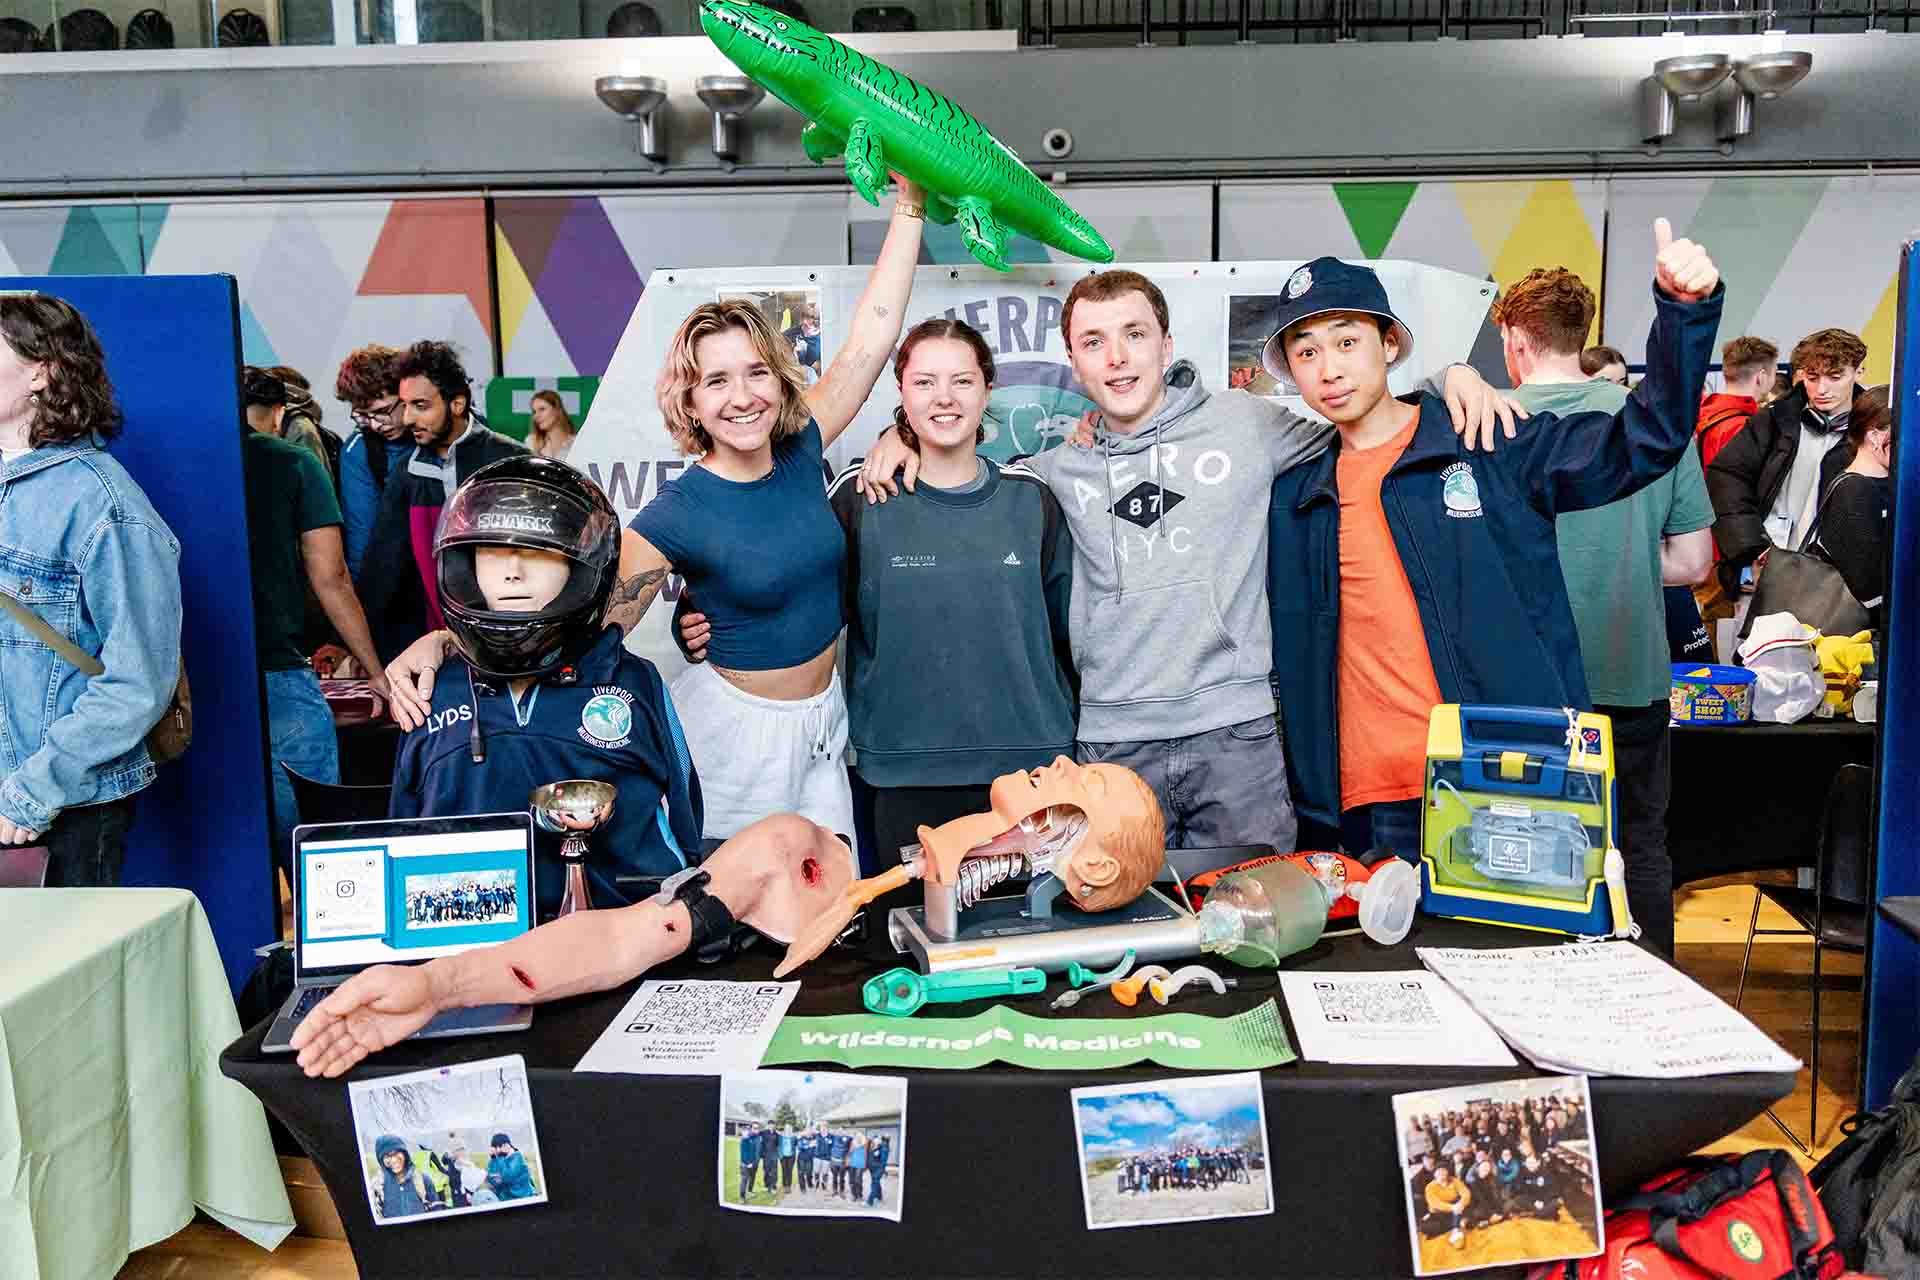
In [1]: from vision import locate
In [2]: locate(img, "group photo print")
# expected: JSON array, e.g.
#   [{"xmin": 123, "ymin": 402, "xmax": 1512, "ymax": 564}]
[
  {"xmin": 1071, "ymin": 1073, "xmax": 1275, "ymax": 1230},
  {"xmin": 346, "ymin": 1056, "xmax": 548, "ymax": 1225},
  {"xmin": 1393, "ymin": 1075, "xmax": 1602, "ymax": 1276},
  {"xmin": 717, "ymin": 1070, "xmax": 906, "ymax": 1222}
]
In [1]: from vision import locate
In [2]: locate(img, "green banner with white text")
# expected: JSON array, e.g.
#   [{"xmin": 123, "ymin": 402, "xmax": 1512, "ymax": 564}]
[{"xmin": 760, "ymin": 1000, "xmax": 1295, "ymax": 1072}]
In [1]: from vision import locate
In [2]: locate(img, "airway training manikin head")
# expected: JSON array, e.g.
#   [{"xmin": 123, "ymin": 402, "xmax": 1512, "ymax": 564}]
[{"xmin": 435, "ymin": 455, "xmax": 621, "ymax": 680}]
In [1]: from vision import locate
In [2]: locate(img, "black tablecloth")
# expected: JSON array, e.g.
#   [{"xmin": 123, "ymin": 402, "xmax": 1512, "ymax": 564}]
[
  {"xmin": 1670, "ymin": 719, "xmax": 1876, "ymax": 882},
  {"xmin": 223, "ymin": 916, "xmax": 1793, "ymax": 1280}
]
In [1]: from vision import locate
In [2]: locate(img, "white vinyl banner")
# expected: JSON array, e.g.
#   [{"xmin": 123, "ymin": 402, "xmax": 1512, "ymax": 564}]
[{"xmin": 571, "ymin": 260, "xmax": 1497, "ymax": 676}]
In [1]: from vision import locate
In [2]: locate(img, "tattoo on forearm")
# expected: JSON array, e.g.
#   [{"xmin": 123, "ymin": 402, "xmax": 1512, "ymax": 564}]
[
  {"xmin": 605, "ymin": 567, "xmax": 668, "ymax": 631},
  {"xmin": 874, "ymin": 306, "xmax": 888, "ymax": 318}
]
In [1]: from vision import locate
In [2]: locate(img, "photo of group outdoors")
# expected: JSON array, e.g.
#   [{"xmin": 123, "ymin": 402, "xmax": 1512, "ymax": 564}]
[
  {"xmin": 347, "ymin": 1055, "xmax": 548, "ymax": 1225},
  {"xmin": 719, "ymin": 288, "xmax": 825, "ymax": 381},
  {"xmin": 717, "ymin": 1070, "xmax": 906, "ymax": 1222},
  {"xmin": 1070, "ymin": 1072, "xmax": 1274, "ymax": 1230},
  {"xmin": 1392, "ymin": 1075, "xmax": 1602, "ymax": 1276},
  {"xmin": 404, "ymin": 871, "xmax": 519, "ymax": 927}
]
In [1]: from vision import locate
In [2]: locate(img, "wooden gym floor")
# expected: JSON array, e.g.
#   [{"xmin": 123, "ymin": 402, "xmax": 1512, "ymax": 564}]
[{"xmin": 116, "ymin": 879, "xmax": 1862, "ymax": 1280}]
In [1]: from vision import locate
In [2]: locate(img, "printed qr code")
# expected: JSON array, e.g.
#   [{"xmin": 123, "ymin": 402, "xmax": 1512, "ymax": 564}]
[
  {"xmin": 1310, "ymin": 979, "xmax": 1436, "ymax": 1026},
  {"xmin": 625, "ymin": 982, "xmax": 788, "ymax": 1036}
]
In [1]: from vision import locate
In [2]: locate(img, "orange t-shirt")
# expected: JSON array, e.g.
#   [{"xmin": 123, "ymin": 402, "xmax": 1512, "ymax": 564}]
[{"xmin": 1336, "ymin": 413, "xmax": 1444, "ymax": 811}]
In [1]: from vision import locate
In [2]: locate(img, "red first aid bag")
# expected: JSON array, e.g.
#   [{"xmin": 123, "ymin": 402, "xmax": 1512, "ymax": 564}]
[{"xmin": 1530, "ymin": 1152, "xmax": 1845, "ymax": 1280}]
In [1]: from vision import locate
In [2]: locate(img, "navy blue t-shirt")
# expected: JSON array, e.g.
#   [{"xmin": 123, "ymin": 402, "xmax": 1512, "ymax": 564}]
[
  {"xmin": 628, "ymin": 420, "xmax": 844, "ymax": 671},
  {"xmin": 389, "ymin": 626, "xmax": 703, "ymax": 916}
]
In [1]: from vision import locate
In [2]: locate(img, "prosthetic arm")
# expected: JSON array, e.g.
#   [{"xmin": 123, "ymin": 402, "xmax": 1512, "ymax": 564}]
[{"xmin": 292, "ymin": 813, "xmax": 856, "ymax": 1077}]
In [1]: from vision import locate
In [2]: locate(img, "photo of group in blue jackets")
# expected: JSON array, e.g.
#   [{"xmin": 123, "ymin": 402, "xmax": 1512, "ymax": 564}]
[{"xmin": 719, "ymin": 1070, "xmax": 906, "ymax": 1222}]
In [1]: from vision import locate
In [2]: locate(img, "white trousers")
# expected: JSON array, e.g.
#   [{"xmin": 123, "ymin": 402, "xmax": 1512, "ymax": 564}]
[{"xmin": 669, "ymin": 662, "xmax": 855, "ymax": 844}]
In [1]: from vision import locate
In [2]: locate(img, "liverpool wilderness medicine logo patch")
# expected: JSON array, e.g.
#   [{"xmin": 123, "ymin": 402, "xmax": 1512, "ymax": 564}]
[
  {"xmin": 1440, "ymin": 462, "xmax": 1483, "ymax": 519},
  {"xmin": 580, "ymin": 689, "xmax": 634, "ymax": 748}
]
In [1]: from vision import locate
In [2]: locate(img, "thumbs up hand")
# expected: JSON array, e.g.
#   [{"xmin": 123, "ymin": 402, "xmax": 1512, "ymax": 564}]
[{"xmin": 1652, "ymin": 217, "xmax": 1720, "ymax": 303}]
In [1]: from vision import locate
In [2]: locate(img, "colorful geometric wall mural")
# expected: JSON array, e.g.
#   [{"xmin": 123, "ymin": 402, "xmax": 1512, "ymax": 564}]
[
  {"xmin": 1604, "ymin": 174, "xmax": 1916, "ymax": 386},
  {"xmin": 0, "ymin": 176, "xmax": 1903, "ymax": 418},
  {"xmin": 1219, "ymin": 179, "xmax": 1608, "ymax": 376},
  {"xmin": 496, "ymin": 189, "xmax": 850, "ymax": 379},
  {"xmin": 0, "ymin": 197, "xmax": 493, "ymax": 419}
]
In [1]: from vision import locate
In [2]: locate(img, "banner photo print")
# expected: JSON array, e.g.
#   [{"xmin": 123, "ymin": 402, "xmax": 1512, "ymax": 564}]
[{"xmin": 570, "ymin": 260, "xmax": 1496, "ymax": 678}]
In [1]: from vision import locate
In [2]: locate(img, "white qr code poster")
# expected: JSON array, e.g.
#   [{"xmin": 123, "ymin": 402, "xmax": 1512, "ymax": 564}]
[
  {"xmin": 1277, "ymin": 971, "xmax": 1516, "ymax": 1067},
  {"xmin": 574, "ymin": 980, "xmax": 800, "ymax": 1076}
]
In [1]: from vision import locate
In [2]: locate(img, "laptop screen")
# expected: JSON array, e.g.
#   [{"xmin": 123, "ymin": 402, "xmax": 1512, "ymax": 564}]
[{"xmin": 293, "ymin": 812, "xmax": 534, "ymax": 983}]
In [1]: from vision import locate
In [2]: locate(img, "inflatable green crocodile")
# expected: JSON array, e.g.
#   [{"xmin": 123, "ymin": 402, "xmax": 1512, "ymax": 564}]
[{"xmin": 700, "ymin": 0, "xmax": 1115, "ymax": 271}]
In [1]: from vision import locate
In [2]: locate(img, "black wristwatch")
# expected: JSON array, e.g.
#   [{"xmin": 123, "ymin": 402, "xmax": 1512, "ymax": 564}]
[{"xmin": 653, "ymin": 867, "xmax": 738, "ymax": 965}]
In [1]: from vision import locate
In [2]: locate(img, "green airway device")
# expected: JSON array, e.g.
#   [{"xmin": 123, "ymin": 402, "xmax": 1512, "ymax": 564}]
[{"xmin": 862, "ymin": 966, "xmax": 1047, "ymax": 1017}]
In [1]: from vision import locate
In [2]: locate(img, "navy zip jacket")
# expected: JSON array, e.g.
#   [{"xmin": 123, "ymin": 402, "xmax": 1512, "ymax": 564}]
[
  {"xmin": 1268, "ymin": 284, "xmax": 1723, "ymax": 827},
  {"xmin": 390, "ymin": 625, "xmax": 702, "ymax": 914}
]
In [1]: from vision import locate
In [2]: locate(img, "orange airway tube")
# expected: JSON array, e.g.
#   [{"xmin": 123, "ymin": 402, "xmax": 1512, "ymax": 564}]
[{"xmin": 1181, "ymin": 851, "xmax": 1374, "ymax": 920}]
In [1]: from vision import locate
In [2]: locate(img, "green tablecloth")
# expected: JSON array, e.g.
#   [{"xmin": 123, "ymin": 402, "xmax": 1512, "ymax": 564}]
[{"xmin": 0, "ymin": 889, "xmax": 293, "ymax": 1280}]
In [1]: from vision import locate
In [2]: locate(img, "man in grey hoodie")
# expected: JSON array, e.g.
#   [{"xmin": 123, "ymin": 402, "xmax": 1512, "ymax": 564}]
[{"xmin": 860, "ymin": 270, "xmax": 1513, "ymax": 850}]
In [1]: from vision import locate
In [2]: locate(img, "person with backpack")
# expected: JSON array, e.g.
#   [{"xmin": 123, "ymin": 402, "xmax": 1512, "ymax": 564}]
[
  {"xmin": 268, "ymin": 365, "xmax": 338, "ymax": 484},
  {"xmin": 334, "ymin": 344, "xmax": 414, "ymax": 585},
  {"xmin": 373, "ymin": 1136, "xmax": 440, "ymax": 1218},
  {"xmin": 0, "ymin": 293, "xmax": 184, "ymax": 884}
]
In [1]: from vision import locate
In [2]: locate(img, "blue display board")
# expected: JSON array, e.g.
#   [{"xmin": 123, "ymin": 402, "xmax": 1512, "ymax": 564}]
[
  {"xmin": 1866, "ymin": 240, "xmax": 1920, "ymax": 1108},
  {"xmin": 1, "ymin": 275, "xmax": 273, "ymax": 991}
]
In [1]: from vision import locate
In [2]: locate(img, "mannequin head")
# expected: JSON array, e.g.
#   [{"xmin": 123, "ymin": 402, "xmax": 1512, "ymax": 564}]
[
  {"xmin": 474, "ymin": 544, "xmax": 572, "ymax": 613},
  {"xmin": 925, "ymin": 756, "xmax": 1164, "ymax": 912}
]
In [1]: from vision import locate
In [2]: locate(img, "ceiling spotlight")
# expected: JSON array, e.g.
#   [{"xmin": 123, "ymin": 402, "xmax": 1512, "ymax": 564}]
[
  {"xmin": 1734, "ymin": 49, "xmax": 1813, "ymax": 98},
  {"xmin": 1642, "ymin": 53, "xmax": 1733, "ymax": 144},
  {"xmin": 694, "ymin": 74, "xmax": 765, "ymax": 171},
  {"xmin": 595, "ymin": 75, "xmax": 670, "ymax": 170},
  {"xmin": 1655, "ymin": 52, "xmax": 1734, "ymax": 100},
  {"xmin": 1719, "ymin": 49, "xmax": 1812, "ymax": 141}
]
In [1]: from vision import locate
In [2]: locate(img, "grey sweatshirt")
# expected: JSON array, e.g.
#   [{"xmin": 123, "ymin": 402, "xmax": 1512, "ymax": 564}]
[{"xmin": 1023, "ymin": 360, "xmax": 1334, "ymax": 743}]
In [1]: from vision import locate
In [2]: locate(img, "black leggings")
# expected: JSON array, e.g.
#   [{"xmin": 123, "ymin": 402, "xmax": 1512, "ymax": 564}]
[{"xmin": 41, "ymin": 796, "xmax": 135, "ymax": 887}]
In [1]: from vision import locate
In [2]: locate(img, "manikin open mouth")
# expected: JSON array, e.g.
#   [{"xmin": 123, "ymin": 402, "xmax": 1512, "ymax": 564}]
[{"xmin": 952, "ymin": 803, "xmax": 1089, "ymax": 910}]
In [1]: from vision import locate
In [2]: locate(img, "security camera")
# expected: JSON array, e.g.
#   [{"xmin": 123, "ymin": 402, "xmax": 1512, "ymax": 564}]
[{"xmin": 1040, "ymin": 128, "xmax": 1074, "ymax": 159}]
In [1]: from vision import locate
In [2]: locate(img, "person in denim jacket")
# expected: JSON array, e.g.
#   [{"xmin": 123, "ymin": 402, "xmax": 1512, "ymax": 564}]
[{"xmin": 0, "ymin": 294, "xmax": 182, "ymax": 884}]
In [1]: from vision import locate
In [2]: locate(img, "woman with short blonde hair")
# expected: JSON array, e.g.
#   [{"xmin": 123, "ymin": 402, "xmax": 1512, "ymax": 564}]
[{"xmin": 656, "ymin": 301, "xmax": 812, "ymax": 456}]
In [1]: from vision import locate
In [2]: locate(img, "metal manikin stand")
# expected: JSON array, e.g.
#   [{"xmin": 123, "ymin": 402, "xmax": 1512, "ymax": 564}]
[{"xmin": 886, "ymin": 870, "xmax": 1200, "ymax": 976}]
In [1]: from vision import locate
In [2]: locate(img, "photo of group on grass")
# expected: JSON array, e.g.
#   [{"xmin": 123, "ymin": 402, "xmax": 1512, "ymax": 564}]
[
  {"xmin": 1392, "ymin": 1075, "xmax": 1602, "ymax": 1276},
  {"xmin": 717, "ymin": 1070, "xmax": 905, "ymax": 1222},
  {"xmin": 1071, "ymin": 1073, "xmax": 1275, "ymax": 1230}
]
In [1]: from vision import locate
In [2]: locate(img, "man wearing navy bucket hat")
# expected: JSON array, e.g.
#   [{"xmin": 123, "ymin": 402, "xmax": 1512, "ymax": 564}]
[{"xmin": 1264, "ymin": 220, "xmax": 1724, "ymax": 885}]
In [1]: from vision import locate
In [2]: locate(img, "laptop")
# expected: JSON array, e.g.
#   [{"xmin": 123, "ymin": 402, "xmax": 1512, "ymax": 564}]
[{"xmin": 262, "ymin": 812, "xmax": 537, "ymax": 1054}]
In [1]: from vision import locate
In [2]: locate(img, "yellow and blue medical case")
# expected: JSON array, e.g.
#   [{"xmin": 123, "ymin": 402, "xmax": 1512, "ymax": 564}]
[{"xmin": 1421, "ymin": 704, "xmax": 1618, "ymax": 936}]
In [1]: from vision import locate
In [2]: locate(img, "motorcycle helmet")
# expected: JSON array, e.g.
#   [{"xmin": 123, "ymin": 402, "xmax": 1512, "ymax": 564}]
[{"xmin": 436, "ymin": 455, "xmax": 620, "ymax": 680}]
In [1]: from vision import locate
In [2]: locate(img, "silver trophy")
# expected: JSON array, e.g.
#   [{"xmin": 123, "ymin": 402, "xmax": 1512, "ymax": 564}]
[{"xmin": 530, "ymin": 779, "xmax": 616, "ymax": 919}]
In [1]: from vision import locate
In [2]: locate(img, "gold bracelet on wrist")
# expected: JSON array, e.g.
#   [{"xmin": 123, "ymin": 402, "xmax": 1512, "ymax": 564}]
[{"xmin": 894, "ymin": 201, "xmax": 925, "ymax": 221}]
